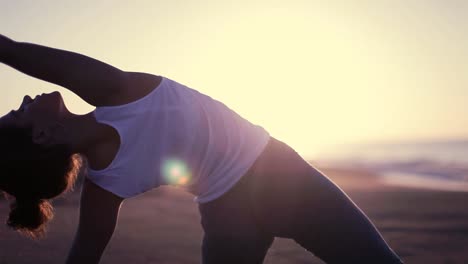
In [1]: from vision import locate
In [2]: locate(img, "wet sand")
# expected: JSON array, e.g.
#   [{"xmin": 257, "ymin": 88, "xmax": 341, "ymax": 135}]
[{"xmin": 1, "ymin": 167, "xmax": 467, "ymax": 263}]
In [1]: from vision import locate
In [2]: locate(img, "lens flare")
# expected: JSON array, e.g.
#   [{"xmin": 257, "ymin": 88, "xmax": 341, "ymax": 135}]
[{"xmin": 162, "ymin": 158, "xmax": 191, "ymax": 186}]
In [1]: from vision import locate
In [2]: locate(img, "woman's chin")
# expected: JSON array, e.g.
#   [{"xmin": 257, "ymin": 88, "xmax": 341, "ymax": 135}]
[
  {"xmin": 56, "ymin": 95, "xmax": 71, "ymax": 118},
  {"xmin": 58, "ymin": 103, "xmax": 71, "ymax": 118}
]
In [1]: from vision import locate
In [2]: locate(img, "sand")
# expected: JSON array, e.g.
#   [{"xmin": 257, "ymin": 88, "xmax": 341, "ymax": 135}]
[{"xmin": 1, "ymin": 166, "xmax": 467, "ymax": 264}]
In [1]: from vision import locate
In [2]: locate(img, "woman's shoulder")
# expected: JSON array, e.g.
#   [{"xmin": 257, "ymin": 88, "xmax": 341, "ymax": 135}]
[{"xmin": 96, "ymin": 72, "xmax": 163, "ymax": 107}]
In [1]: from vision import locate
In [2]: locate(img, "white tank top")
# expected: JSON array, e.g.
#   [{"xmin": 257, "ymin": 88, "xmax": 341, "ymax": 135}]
[{"xmin": 86, "ymin": 76, "xmax": 270, "ymax": 203}]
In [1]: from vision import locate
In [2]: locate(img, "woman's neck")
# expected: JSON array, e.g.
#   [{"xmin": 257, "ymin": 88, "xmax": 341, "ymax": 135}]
[{"xmin": 59, "ymin": 111, "xmax": 109, "ymax": 157}]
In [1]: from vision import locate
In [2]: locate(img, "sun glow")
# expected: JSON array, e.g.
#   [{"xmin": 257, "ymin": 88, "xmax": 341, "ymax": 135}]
[{"xmin": 1, "ymin": 1, "xmax": 467, "ymax": 160}]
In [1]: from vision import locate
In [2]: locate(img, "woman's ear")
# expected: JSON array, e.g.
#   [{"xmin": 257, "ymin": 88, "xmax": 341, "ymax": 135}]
[
  {"xmin": 32, "ymin": 122, "xmax": 65, "ymax": 147},
  {"xmin": 32, "ymin": 126, "xmax": 53, "ymax": 147}
]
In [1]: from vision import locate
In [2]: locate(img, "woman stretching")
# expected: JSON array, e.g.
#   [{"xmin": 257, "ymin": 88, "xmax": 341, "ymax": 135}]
[{"xmin": 0, "ymin": 34, "xmax": 403, "ymax": 264}]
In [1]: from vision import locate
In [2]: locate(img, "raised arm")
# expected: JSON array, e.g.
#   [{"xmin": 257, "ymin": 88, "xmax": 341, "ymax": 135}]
[
  {"xmin": 66, "ymin": 178, "xmax": 124, "ymax": 264},
  {"xmin": 0, "ymin": 34, "xmax": 128, "ymax": 106}
]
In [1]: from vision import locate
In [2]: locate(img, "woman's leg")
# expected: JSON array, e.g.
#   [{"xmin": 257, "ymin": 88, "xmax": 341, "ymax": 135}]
[
  {"xmin": 246, "ymin": 137, "xmax": 404, "ymax": 264},
  {"xmin": 198, "ymin": 166, "xmax": 274, "ymax": 264}
]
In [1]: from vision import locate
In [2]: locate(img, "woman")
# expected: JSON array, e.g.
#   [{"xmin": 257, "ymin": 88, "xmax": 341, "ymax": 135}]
[{"xmin": 0, "ymin": 34, "xmax": 403, "ymax": 264}]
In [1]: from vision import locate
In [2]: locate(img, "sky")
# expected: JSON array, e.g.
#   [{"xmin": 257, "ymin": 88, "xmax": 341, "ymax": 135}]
[{"xmin": 1, "ymin": 0, "xmax": 467, "ymax": 159}]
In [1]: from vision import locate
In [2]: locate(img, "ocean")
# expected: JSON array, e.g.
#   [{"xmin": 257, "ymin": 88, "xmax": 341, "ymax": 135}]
[{"xmin": 313, "ymin": 139, "xmax": 468, "ymax": 192}]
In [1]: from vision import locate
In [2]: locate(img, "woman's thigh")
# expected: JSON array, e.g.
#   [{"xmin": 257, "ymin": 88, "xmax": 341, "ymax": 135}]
[
  {"xmin": 248, "ymin": 137, "xmax": 403, "ymax": 264},
  {"xmin": 198, "ymin": 165, "xmax": 274, "ymax": 264}
]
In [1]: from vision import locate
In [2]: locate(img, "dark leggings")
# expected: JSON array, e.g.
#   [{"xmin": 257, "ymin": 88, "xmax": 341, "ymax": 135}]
[{"xmin": 198, "ymin": 137, "xmax": 403, "ymax": 264}]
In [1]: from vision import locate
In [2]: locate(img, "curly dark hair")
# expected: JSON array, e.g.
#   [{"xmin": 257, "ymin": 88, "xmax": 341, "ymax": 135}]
[{"xmin": 0, "ymin": 125, "xmax": 82, "ymax": 239}]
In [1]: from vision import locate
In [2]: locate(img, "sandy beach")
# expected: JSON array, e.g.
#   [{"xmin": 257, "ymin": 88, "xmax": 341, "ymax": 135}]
[{"xmin": 1, "ymin": 166, "xmax": 467, "ymax": 264}]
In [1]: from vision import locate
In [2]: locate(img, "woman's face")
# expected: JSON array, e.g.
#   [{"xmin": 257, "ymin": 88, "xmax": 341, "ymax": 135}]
[{"xmin": 0, "ymin": 91, "xmax": 66, "ymax": 129}]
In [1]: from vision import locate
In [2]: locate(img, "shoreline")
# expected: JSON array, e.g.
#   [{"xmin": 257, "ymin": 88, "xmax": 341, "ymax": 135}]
[
  {"xmin": 317, "ymin": 164, "xmax": 468, "ymax": 193},
  {"xmin": 380, "ymin": 172, "xmax": 468, "ymax": 192}
]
